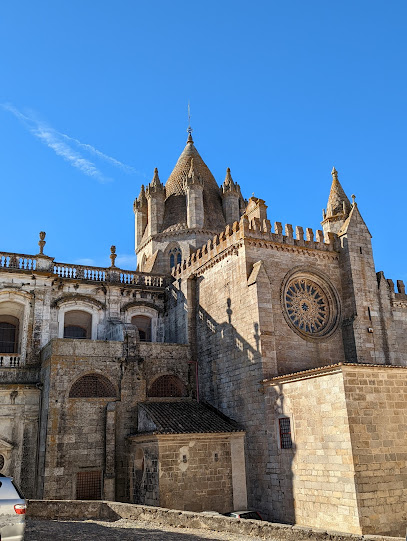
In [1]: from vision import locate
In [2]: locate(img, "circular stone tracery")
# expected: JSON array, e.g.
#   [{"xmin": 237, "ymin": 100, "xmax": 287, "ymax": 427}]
[
  {"xmin": 285, "ymin": 278, "xmax": 328, "ymax": 334},
  {"xmin": 281, "ymin": 271, "xmax": 340, "ymax": 340}
]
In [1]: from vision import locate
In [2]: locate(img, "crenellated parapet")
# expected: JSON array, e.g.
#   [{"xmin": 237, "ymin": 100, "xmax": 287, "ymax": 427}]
[{"xmin": 172, "ymin": 213, "xmax": 338, "ymax": 279}]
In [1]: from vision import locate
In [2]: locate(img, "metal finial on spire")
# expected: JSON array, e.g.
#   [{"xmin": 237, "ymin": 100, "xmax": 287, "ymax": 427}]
[{"xmin": 187, "ymin": 102, "xmax": 193, "ymax": 142}]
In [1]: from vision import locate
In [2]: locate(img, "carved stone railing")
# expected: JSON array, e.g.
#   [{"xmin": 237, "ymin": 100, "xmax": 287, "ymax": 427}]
[
  {"xmin": 0, "ymin": 355, "xmax": 21, "ymax": 367},
  {"xmin": 0, "ymin": 252, "xmax": 36, "ymax": 271},
  {"xmin": 0, "ymin": 252, "xmax": 167, "ymax": 288}
]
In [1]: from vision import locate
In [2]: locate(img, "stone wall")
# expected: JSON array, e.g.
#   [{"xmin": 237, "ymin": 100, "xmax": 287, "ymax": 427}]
[
  {"xmin": 26, "ymin": 499, "xmax": 404, "ymax": 541},
  {"xmin": 0, "ymin": 384, "xmax": 40, "ymax": 497},
  {"xmin": 265, "ymin": 368, "xmax": 361, "ymax": 533},
  {"xmin": 129, "ymin": 433, "xmax": 236, "ymax": 513},
  {"xmin": 264, "ymin": 364, "xmax": 407, "ymax": 537},
  {"xmin": 39, "ymin": 339, "xmax": 190, "ymax": 501},
  {"xmin": 343, "ymin": 365, "xmax": 407, "ymax": 536}
]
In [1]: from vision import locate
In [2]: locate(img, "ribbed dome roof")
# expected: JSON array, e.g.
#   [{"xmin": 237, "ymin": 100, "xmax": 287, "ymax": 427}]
[{"xmin": 162, "ymin": 135, "xmax": 226, "ymax": 232}]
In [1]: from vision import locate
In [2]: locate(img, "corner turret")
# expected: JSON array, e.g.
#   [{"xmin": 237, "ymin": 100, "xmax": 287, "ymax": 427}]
[
  {"xmin": 146, "ymin": 168, "xmax": 165, "ymax": 236},
  {"xmin": 321, "ymin": 167, "xmax": 352, "ymax": 236},
  {"xmin": 134, "ymin": 184, "xmax": 148, "ymax": 250},
  {"xmin": 221, "ymin": 168, "xmax": 241, "ymax": 225}
]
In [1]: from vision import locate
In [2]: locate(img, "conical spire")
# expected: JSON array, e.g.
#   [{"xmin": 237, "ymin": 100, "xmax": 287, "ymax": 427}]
[
  {"xmin": 146, "ymin": 167, "xmax": 165, "ymax": 197},
  {"xmin": 185, "ymin": 157, "xmax": 203, "ymax": 188},
  {"xmin": 224, "ymin": 167, "xmax": 234, "ymax": 187},
  {"xmin": 138, "ymin": 184, "xmax": 146, "ymax": 202},
  {"xmin": 326, "ymin": 167, "xmax": 351, "ymax": 218},
  {"xmin": 222, "ymin": 167, "xmax": 241, "ymax": 196},
  {"xmin": 134, "ymin": 184, "xmax": 147, "ymax": 210},
  {"xmin": 151, "ymin": 168, "xmax": 161, "ymax": 188}
]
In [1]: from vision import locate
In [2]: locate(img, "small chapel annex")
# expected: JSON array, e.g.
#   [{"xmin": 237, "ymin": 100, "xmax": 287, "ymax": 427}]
[{"xmin": 0, "ymin": 129, "xmax": 406, "ymax": 537}]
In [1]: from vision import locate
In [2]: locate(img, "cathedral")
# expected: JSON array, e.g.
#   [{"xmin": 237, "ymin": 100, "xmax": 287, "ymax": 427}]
[{"xmin": 0, "ymin": 129, "xmax": 406, "ymax": 537}]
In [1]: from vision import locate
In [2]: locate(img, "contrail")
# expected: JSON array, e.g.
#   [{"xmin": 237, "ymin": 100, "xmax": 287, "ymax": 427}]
[{"xmin": 1, "ymin": 103, "xmax": 139, "ymax": 182}]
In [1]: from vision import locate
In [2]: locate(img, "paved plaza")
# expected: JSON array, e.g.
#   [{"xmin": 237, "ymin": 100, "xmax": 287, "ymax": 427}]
[{"xmin": 25, "ymin": 519, "xmax": 264, "ymax": 541}]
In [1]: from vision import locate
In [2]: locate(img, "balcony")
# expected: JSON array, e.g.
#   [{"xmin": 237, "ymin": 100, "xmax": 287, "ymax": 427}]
[
  {"xmin": 0, "ymin": 251, "xmax": 168, "ymax": 288},
  {"xmin": 0, "ymin": 354, "xmax": 21, "ymax": 367}
]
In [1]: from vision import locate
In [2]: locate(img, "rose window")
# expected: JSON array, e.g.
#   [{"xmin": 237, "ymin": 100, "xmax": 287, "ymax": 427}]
[
  {"xmin": 285, "ymin": 279, "xmax": 328, "ymax": 334},
  {"xmin": 281, "ymin": 271, "xmax": 340, "ymax": 340}
]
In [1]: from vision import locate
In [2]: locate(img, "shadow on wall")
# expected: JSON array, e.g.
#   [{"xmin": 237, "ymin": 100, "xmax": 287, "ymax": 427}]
[{"xmin": 167, "ymin": 282, "xmax": 296, "ymax": 524}]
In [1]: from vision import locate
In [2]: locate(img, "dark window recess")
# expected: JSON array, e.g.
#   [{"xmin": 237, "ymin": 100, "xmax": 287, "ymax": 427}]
[
  {"xmin": 360, "ymin": 247, "xmax": 363, "ymax": 254},
  {"xmin": 368, "ymin": 307, "xmax": 372, "ymax": 321},
  {"xmin": 76, "ymin": 471, "xmax": 101, "ymax": 500},
  {"xmin": 69, "ymin": 374, "xmax": 116, "ymax": 398},
  {"xmin": 147, "ymin": 375, "xmax": 187, "ymax": 398},
  {"xmin": 0, "ymin": 322, "xmax": 17, "ymax": 353},
  {"xmin": 131, "ymin": 315, "xmax": 152, "ymax": 342},
  {"xmin": 64, "ymin": 325, "xmax": 87, "ymax": 339},
  {"xmin": 0, "ymin": 454, "xmax": 4, "ymax": 471},
  {"xmin": 279, "ymin": 417, "xmax": 293, "ymax": 449}
]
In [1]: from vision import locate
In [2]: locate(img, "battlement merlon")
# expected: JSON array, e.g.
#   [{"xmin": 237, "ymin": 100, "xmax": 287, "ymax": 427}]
[{"xmin": 172, "ymin": 213, "xmax": 339, "ymax": 279}]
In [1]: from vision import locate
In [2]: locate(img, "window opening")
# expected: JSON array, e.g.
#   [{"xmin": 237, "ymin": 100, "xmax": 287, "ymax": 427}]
[
  {"xmin": 148, "ymin": 375, "xmax": 187, "ymax": 398},
  {"xmin": 76, "ymin": 471, "xmax": 101, "ymax": 500},
  {"xmin": 64, "ymin": 325, "xmax": 87, "ymax": 339},
  {"xmin": 64, "ymin": 310, "xmax": 92, "ymax": 339},
  {"xmin": 279, "ymin": 417, "xmax": 293, "ymax": 449},
  {"xmin": 69, "ymin": 374, "xmax": 116, "ymax": 398},
  {"xmin": 131, "ymin": 315, "xmax": 152, "ymax": 342},
  {"xmin": 0, "ymin": 322, "xmax": 17, "ymax": 353},
  {"xmin": 169, "ymin": 247, "xmax": 182, "ymax": 268}
]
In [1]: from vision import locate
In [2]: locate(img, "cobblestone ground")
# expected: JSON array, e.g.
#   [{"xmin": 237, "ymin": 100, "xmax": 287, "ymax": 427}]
[{"xmin": 26, "ymin": 518, "xmax": 265, "ymax": 540}]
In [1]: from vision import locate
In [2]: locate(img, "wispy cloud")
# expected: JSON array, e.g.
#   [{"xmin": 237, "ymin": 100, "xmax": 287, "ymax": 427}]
[
  {"xmin": 115, "ymin": 254, "xmax": 137, "ymax": 269},
  {"xmin": 1, "ymin": 103, "xmax": 139, "ymax": 182}
]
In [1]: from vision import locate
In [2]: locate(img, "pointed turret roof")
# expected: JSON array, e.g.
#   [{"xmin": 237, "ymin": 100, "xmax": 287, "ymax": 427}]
[
  {"xmin": 150, "ymin": 167, "xmax": 162, "ymax": 188},
  {"xmin": 326, "ymin": 167, "xmax": 351, "ymax": 217},
  {"xmin": 165, "ymin": 135, "xmax": 220, "ymax": 198},
  {"xmin": 161, "ymin": 134, "xmax": 226, "ymax": 232}
]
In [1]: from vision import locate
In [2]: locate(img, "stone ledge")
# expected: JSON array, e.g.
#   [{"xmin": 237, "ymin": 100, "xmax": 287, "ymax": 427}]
[{"xmin": 26, "ymin": 500, "xmax": 404, "ymax": 541}]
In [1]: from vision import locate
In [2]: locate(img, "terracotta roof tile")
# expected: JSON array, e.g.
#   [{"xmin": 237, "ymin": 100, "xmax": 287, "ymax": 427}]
[{"xmin": 137, "ymin": 401, "xmax": 244, "ymax": 435}]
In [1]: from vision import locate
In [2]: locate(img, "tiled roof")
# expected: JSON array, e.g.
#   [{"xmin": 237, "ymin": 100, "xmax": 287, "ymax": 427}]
[{"xmin": 137, "ymin": 401, "xmax": 244, "ymax": 435}]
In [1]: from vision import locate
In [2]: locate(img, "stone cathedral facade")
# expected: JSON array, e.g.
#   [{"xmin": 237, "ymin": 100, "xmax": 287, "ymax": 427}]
[{"xmin": 0, "ymin": 131, "xmax": 406, "ymax": 536}]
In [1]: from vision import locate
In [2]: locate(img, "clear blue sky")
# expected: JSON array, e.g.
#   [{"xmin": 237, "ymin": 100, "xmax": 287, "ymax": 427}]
[{"xmin": 1, "ymin": 1, "xmax": 406, "ymax": 282}]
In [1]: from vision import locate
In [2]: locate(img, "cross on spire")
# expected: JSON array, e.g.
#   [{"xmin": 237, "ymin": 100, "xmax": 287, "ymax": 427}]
[{"xmin": 187, "ymin": 102, "xmax": 193, "ymax": 142}]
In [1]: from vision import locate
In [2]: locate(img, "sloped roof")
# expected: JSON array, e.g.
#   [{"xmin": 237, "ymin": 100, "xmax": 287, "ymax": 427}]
[
  {"xmin": 161, "ymin": 135, "xmax": 226, "ymax": 231},
  {"xmin": 138, "ymin": 401, "xmax": 244, "ymax": 435}
]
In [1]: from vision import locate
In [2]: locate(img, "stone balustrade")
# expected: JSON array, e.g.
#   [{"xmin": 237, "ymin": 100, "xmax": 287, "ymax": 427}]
[
  {"xmin": 0, "ymin": 355, "xmax": 21, "ymax": 368},
  {"xmin": 0, "ymin": 251, "xmax": 167, "ymax": 288},
  {"xmin": 0, "ymin": 252, "xmax": 36, "ymax": 271}
]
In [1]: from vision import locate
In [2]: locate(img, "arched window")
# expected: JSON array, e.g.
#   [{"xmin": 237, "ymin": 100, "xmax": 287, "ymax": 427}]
[
  {"xmin": 69, "ymin": 374, "xmax": 116, "ymax": 398},
  {"xmin": 64, "ymin": 310, "xmax": 92, "ymax": 339},
  {"xmin": 0, "ymin": 318, "xmax": 18, "ymax": 353},
  {"xmin": 147, "ymin": 375, "xmax": 187, "ymax": 398},
  {"xmin": 169, "ymin": 247, "xmax": 182, "ymax": 269},
  {"xmin": 131, "ymin": 315, "xmax": 151, "ymax": 342}
]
